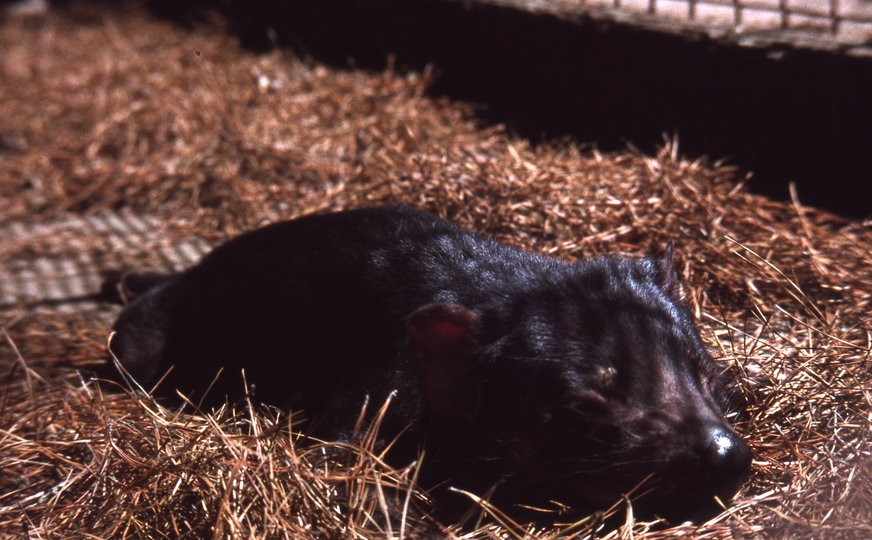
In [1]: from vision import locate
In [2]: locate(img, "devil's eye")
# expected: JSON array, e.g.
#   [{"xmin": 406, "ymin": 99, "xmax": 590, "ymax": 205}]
[{"xmin": 594, "ymin": 365, "xmax": 618, "ymax": 391}]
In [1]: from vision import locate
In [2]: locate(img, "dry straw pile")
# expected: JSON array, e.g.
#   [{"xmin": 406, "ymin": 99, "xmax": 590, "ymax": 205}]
[{"xmin": 1, "ymin": 3, "xmax": 870, "ymax": 539}]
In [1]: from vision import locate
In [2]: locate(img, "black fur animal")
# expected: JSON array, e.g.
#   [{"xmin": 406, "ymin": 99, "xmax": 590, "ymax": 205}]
[{"xmin": 108, "ymin": 205, "xmax": 751, "ymax": 523}]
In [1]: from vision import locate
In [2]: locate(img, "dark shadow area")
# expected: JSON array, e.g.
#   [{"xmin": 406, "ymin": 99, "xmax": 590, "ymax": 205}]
[{"xmin": 147, "ymin": 0, "xmax": 871, "ymax": 219}]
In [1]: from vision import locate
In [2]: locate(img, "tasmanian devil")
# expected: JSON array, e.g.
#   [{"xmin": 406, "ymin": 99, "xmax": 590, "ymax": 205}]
[{"xmin": 107, "ymin": 205, "xmax": 751, "ymax": 523}]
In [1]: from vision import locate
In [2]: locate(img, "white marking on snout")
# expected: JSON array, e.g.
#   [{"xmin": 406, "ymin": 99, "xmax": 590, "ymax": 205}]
[{"xmin": 712, "ymin": 429, "xmax": 734, "ymax": 457}]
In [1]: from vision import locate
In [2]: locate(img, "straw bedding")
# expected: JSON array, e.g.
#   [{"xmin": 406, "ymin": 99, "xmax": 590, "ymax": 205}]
[{"xmin": 1, "ymin": 3, "xmax": 870, "ymax": 538}]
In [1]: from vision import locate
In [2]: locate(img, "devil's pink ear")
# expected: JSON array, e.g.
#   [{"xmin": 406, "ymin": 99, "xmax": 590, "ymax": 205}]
[
  {"xmin": 659, "ymin": 240, "xmax": 680, "ymax": 298},
  {"xmin": 408, "ymin": 304, "xmax": 480, "ymax": 417}
]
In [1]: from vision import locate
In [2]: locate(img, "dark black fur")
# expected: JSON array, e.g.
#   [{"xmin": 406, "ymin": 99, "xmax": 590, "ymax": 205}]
[{"xmin": 108, "ymin": 205, "xmax": 751, "ymax": 523}]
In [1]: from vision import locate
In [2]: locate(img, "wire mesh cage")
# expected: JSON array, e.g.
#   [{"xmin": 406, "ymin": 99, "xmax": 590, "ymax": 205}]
[{"xmin": 486, "ymin": 0, "xmax": 872, "ymax": 54}]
